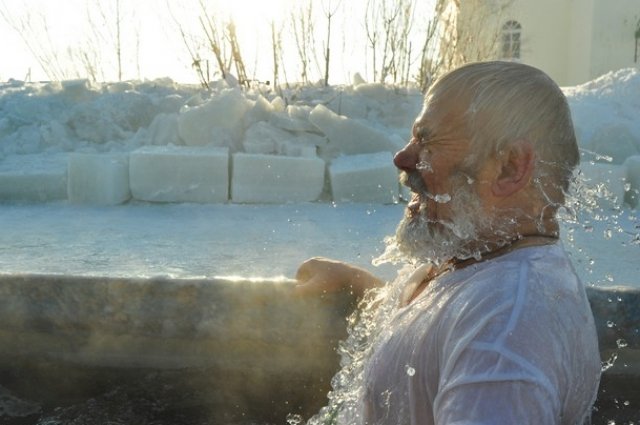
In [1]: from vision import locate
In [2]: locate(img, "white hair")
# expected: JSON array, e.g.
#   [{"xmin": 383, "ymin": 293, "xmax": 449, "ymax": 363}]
[{"xmin": 426, "ymin": 61, "xmax": 579, "ymax": 198}]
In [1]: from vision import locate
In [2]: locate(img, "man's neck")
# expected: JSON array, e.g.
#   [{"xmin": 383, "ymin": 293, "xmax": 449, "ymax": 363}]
[{"xmin": 451, "ymin": 233, "xmax": 559, "ymax": 271}]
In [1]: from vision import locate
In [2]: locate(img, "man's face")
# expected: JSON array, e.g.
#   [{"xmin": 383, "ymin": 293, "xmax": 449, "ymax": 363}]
[
  {"xmin": 388, "ymin": 96, "xmax": 493, "ymax": 265},
  {"xmin": 395, "ymin": 98, "xmax": 473, "ymax": 226}
]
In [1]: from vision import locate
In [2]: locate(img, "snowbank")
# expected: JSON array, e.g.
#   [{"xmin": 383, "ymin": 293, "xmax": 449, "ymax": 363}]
[{"xmin": 0, "ymin": 68, "xmax": 639, "ymax": 206}]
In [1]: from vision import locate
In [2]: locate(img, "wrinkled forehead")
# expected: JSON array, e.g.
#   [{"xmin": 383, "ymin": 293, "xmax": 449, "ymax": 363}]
[
  {"xmin": 415, "ymin": 84, "xmax": 472, "ymax": 137},
  {"xmin": 424, "ymin": 77, "xmax": 474, "ymax": 114}
]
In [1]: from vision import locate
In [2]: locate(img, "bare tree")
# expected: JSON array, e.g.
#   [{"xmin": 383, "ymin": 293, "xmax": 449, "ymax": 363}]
[
  {"xmin": 364, "ymin": 0, "xmax": 415, "ymax": 86},
  {"xmin": 290, "ymin": 1, "xmax": 318, "ymax": 84},
  {"xmin": 395, "ymin": 1, "xmax": 415, "ymax": 85},
  {"xmin": 169, "ymin": 0, "xmax": 255, "ymax": 88},
  {"xmin": 225, "ymin": 21, "xmax": 249, "ymax": 86},
  {"xmin": 197, "ymin": 0, "xmax": 229, "ymax": 80},
  {"xmin": 410, "ymin": 0, "xmax": 514, "ymax": 91},
  {"xmin": 270, "ymin": 19, "xmax": 285, "ymax": 91},
  {"xmin": 321, "ymin": 0, "xmax": 341, "ymax": 86},
  {"xmin": 434, "ymin": 0, "xmax": 514, "ymax": 72},
  {"xmin": 166, "ymin": 1, "xmax": 209, "ymax": 88},
  {"xmin": 0, "ymin": 3, "xmax": 68, "ymax": 80},
  {"xmin": 115, "ymin": 0, "xmax": 122, "ymax": 81},
  {"xmin": 379, "ymin": 0, "xmax": 400, "ymax": 83},
  {"xmin": 86, "ymin": 0, "xmax": 130, "ymax": 81},
  {"xmin": 365, "ymin": 0, "xmax": 380, "ymax": 82}
]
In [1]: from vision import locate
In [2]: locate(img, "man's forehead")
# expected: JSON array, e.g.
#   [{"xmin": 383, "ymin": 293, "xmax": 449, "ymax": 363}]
[{"xmin": 413, "ymin": 100, "xmax": 460, "ymax": 132}]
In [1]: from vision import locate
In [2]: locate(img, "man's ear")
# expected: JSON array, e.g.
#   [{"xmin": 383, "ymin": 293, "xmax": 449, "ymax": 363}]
[{"xmin": 492, "ymin": 141, "xmax": 535, "ymax": 197}]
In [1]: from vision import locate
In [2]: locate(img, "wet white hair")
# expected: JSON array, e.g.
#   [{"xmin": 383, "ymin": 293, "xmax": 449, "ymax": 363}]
[{"xmin": 426, "ymin": 61, "xmax": 579, "ymax": 198}]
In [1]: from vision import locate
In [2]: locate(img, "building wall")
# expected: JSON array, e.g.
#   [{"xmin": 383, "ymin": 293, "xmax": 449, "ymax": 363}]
[
  {"xmin": 567, "ymin": 0, "xmax": 596, "ymax": 85},
  {"xmin": 505, "ymin": 0, "xmax": 573, "ymax": 85},
  {"xmin": 453, "ymin": 0, "xmax": 640, "ymax": 86},
  {"xmin": 587, "ymin": 0, "xmax": 640, "ymax": 83}
]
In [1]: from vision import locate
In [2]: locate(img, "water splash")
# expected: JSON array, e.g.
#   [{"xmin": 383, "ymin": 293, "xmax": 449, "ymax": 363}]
[
  {"xmin": 405, "ymin": 365, "xmax": 416, "ymax": 377},
  {"xmin": 432, "ymin": 194, "xmax": 451, "ymax": 204},
  {"xmin": 308, "ymin": 150, "xmax": 639, "ymax": 424},
  {"xmin": 416, "ymin": 160, "xmax": 433, "ymax": 172},
  {"xmin": 287, "ymin": 413, "xmax": 304, "ymax": 424},
  {"xmin": 601, "ymin": 352, "xmax": 618, "ymax": 372}
]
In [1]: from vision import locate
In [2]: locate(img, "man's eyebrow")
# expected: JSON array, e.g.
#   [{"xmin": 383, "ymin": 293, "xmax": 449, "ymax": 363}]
[{"xmin": 414, "ymin": 126, "xmax": 430, "ymax": 141}]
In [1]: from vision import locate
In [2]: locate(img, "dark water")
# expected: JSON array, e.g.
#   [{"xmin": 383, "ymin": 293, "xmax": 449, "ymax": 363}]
[
  {"xmin": 1, "ymin": 361, "xmax": 639, "ymax": 425},
  {"xmin": 0, "ymin": 360, "xmax": 328, "ymax": 425}
]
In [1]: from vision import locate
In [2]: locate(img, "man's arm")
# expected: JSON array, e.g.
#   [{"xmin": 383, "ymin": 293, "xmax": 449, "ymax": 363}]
[{"xmin": 294, "ymin": 257, "xmax": 384, "ymax": 298}]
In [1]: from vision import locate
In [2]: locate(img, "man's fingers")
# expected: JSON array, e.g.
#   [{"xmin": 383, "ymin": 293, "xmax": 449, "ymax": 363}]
[
  {"xmin": 295, "ymin": 257, "xmax": 321, "ymax": 282},
  {"xmin": 293, "ymin": 275, "xmax": 328, "ymax": 297}
]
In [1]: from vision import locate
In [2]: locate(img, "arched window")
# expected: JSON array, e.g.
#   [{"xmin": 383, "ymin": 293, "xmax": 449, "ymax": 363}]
[{"xmin": 502, "ymin": 20, "xmax": 522, "ymax": 60}]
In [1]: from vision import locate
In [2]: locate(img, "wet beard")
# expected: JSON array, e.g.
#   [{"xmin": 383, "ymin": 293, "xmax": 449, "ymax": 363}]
[{"xmin": 375, "ymin": 172, "xmax": 492, "ymax": 267}]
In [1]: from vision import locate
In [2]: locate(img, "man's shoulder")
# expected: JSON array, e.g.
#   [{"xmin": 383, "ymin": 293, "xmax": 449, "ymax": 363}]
[{"xmin": 441, "ymin": 244, "xmax": 581, "ymax": 314}]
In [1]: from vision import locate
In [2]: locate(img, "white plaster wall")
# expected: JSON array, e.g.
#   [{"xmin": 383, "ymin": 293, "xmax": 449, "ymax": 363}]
[
  {"xmin": 455, "ymin": 0, "xmax": 640, "ymax": 86},
  {"xmin": 507, "ymin": 0, "xmax": 573, "ymax": 85},
  {"xmin": 588, "ymin": 0, "xmax": 640, "ymax": 82},
  {"xmin": 567, "ymin": 0, "xmax": 596, "ymax": 85}
]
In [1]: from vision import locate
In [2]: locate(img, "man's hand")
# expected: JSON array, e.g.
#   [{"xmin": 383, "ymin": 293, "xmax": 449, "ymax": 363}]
[{"xmin": 294, "ymin": 257, "xmax": 383, "ymax": 298}]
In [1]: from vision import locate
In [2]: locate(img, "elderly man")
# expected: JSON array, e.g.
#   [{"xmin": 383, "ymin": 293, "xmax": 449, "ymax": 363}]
[{"xmin": 296, "ymin": 62, "xmax": 601, "ymax": 424}]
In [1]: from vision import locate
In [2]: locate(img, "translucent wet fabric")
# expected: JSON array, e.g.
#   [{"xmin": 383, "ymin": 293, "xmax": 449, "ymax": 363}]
[{"xmin": 362, "ymin": 243, "xmax": 601, "ymax": 425}]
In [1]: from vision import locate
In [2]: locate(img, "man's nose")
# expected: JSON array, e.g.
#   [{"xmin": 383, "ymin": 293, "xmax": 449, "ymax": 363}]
[{"xmin": 393, "ymin": 142, "xmax": 418, "ymax": 172}]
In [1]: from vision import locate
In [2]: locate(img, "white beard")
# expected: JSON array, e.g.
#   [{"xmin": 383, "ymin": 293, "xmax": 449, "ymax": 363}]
[{"xmin": 374, "ymin": 172, "xmax": 493, "ymax": 267}]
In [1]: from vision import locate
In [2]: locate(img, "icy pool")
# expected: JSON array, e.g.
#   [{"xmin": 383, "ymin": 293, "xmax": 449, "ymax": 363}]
[
  {"xmin": 0, "ymin": 202, "xmax": 637, "ymax": 288},
  {"xmin": 0, "ymin": 202, "xmax": 401, "ymax": 281},
  {"xmin": 0, "ymin": 202, "xmax": 639, "ymax": 424}
]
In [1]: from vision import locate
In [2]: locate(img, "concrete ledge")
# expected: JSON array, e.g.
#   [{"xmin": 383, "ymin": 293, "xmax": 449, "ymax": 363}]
[
  {"xmin": 0, "ymin": 274, "xmax": 639, "ymax": 423},
  {"xmin": 0, "ymin": 275, "xmax": 638, "ymax": 370},
  {"xmin": 0, "ymin": 274, "xmax": 352, "ymax": 372},
  {"xmin": 586, "ymin": 285, "xmax": 640, "ymax": 353}
]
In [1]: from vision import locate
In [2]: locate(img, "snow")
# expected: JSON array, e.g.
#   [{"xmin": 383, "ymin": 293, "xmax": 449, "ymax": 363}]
[
  {"xmin": 230, "ymin": 153, "xmax": 325, "ymax": 203},
  {"xmin": 0, "ymin": 153, "xmax": 67, "ymax": 201},
  {"xmin": 67, "ymin": 152, "xmax": 130, "ymax": 205},
  {"xmin": 329, "ymin": 152, "xmax": 399, "ymax": 203},
  {"xmin": 308, "ymin": 104, "xmax": 402, "ymax": 157},
  {"xmin": 0, "ymin": 69, "xmax": 639, "ymax": 287},
  {"xmin": 177, "ymin": 88, "xmax": 250, "ymax": 148},
  {"xmin": 129, "ymin": 146, "xmax": 229, "ymax": 203},
  {"xmin": 564, "ymin": 68, "xmax": 640, "ymax": 164}
]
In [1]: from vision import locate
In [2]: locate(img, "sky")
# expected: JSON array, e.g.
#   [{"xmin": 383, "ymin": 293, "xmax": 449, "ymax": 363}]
[{"xmin": 0, "ymin": 0, "xmax": 436, "ymax": 85}]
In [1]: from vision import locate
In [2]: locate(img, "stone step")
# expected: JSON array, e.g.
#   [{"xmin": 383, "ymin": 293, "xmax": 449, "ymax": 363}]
[{"xmin": 0, "ymin": 274, "xmax": 637, "ymax": 371}]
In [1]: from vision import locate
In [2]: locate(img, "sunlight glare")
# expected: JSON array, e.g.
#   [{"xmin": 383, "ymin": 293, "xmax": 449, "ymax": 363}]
[{"xmin": 224, "ymin": 0, "xmax": 291, "ymax": 25}]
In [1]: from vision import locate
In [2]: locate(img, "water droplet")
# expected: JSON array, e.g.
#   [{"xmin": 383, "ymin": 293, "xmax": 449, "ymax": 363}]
[
  {"xmin": 604, "ymin": 229, "xmax": 613, "ymax": 239},
  {"xmin": 601, "ymin": 352, "xmax": 618, "ymax": 372},
  {"xmin": 607, "ymin": 321, "xmax": 615, "ymax": 328},
  {"xmin": 405, "ymin": 365, "xmax": 416, "ymax": 376},
  {"xmin": 286, "ymin": 413, "xmax": 303, "ymax": 425},
  {"xmin": 617, "ymin": 339, "xmax": 628, "ymax": 348},
  {"xmin": 433, "ymin": 194, "xmax": 451, "ymax": 203},
  {"xmin": 606, "ymin": 274, "xmax": 614, "ymax": 282},
  {"xmin": 416, "ymin": 160, "xmax": 432, "ymax": 172}
]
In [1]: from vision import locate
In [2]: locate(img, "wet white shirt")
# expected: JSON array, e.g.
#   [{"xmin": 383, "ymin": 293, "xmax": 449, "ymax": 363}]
[{"xmin": 363, "ymin": 243, "xmax": 601, "ymax": 425}]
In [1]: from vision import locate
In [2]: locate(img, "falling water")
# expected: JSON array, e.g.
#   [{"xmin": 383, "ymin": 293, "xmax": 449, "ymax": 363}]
[{"xmin": 305, "ymin": 154, "xmax": 640, "ymax": 425}]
